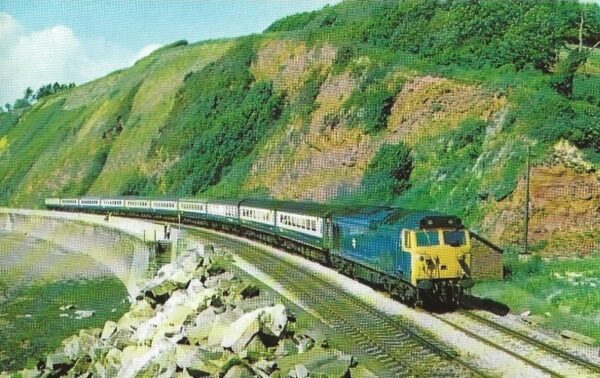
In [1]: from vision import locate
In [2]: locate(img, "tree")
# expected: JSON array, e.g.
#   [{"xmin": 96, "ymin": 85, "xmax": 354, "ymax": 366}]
[
  {"xmin": 551, "ymin": 10, "xmax": 600, "ymax": 97},
  {"xmin": 363, "ymin": 142, "xmax": 414, "ymax": 195},
  {"xmin": 4, "ymin": 104, "xmax": 11, "ymax": 112},
  {"xmin": 23, "ymin": 87, "xmax": 33, "ymax": 102}
]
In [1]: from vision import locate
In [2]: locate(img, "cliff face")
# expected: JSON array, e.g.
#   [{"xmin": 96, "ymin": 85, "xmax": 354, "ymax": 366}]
[{"xmin": 1, "ymin": 1, "xmax": 599, "ymax": 255}]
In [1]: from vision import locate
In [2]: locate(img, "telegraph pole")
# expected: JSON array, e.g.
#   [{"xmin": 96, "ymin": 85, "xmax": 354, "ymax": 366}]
[{"xmin": 524, "ymin": 145, "xmax": 531, "ymax": 255}]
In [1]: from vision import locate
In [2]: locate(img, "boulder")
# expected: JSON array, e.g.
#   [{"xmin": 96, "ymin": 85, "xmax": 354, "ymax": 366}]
[
  {"xmin": 221, "ymin": 310, "xmax": 262, "ymax": 353},
  {"xmin": 245, "ymin": 334, "xmax": 269, "ymax": 356},
  {"xmin": 178, "ymin": 249, "xmax": 202, "ymax": 273},
  {"xmin": 254, "ymin": 358, "xmax": 277, "ymax": 375},
  {"xmin": 69, "ymin": 355, "xmax": 92, "ymax": 377},
  {"xmin": 101, "ymin": 321, "xmax": 118, "ymax": 340},
  {"xmin": 170, "ymin": 269, "xmax": 194, "ymax": 289},
  {"xmin": 293, "ymin": 334, "xmax": 315, "ymax": 354},
  {"xmin": 63, "ymin": 335, "xmax": 82, "ymax": 361},
  {"xmin": 259, "ymin": 304, "xmax": 287, "ymax": 338},
  {"xmin": 275, "ymin": 339, "xmax": 298, "ymax": 357},
  {"xmin": 337, "ymin": 351, "xmax": 356, "ymax": 367},
  {"xmin": 62, "ymin": 332, "xmax": 101, "ymax": 362},
  {"xmin": 45, "ymin": 352, "xmax": 73, "ymax": 372},
  {"xmin": 107, "ymin": 328, "xmax": 135, "ymax": 350},
  {"xmin": 290, "ymin": 364, "xmax": 309, "ymax": 378},
  {"xmin": 187, "ymin": 279, "xmax": 205, "ymax": 294},
  {"xmin": 59, "ymin": 304, "xmax": 76, "ymax": 311},
  {"xmin": 185, "ymin": 308, "xmax": 217, "ymax": 345},
  {"xmin": 175, "ymin": 345, "xmax": 200, "ymax": 368},
  {"xmin": 223, "ymin": 364, "xmax": 254, "ymax": 378},
  {"xmin": 119, "ymin": 343, "xmax": 178, "ymax": 378},
  {"xmin": 207, "ymin": 322, "xmax": 229, "ymax": 347},
  {"xmin": 105, "ymin": 363, "xmax": 120, "ymax": 378},
  {"xmin": 238, "ymin": 284, "xmax": 259, "ymax": 300},
  {"xmin": 130, "ymin": 300, "xmax": 155, "ymax": 319},
  {"xmin": 120, "ymin": 345, "xmax": 151, "ymax": 368},
  {"xmin": 148, "ymin": 281, "xmax": 178, "ymax": 300},
  {"xmin": 93, "ymin": 363, "xmax": 107, "ymax": 378},
  {"xmin": 74, "ymin": 310, "xmax": 95, "ymax": 319},
  {"xmin": 105, "ymin": 348, "xmax": 122, "ymax": 366}
]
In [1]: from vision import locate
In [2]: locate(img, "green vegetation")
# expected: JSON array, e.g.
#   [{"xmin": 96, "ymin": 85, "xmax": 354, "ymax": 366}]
[
  {"xmin": 0, "ymin": 278, "xmax": 129, "ymax": 371},
  {"xmin": 474, "ymin": 253, "xmax": 600, "ymax": 343},
  {"xmin": 153, "ymin": 38, "xmax": 285, "ymax": 196},
  {"xmin": 343, "ymin": 82, "xmax": 395, "ymax": 134},
  {"xmin": 362, "ymin": 143, "xmax": 413, "ymax": 198}
]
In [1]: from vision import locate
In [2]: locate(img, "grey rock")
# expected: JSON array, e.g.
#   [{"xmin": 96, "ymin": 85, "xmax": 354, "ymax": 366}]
[
  {"xmin": 107, "ymin": 328, "xmax": 135, "ymax": 350},
  {"xmin": 221, "ymin": 310, "xmax": 261, "ymax": 353},
  {"xmin": 74, "ymin": 310, "xmax": 94, "ymax": 319},
  {"xmin": 101, "ymin": 321, "xmax": 118, "ymax": 340},
  {"xmin": 294, "ymin": 334, "xmax": 315, "ymax": 354},
  {"xmin": 46, "ymin": 352, "xmax": 73, "ymax": 369},
  {"xmin": 223, "ymin": 364, "xmax": 254, "ymax": 378},
  {"xmin": 259, "ymin": 304, "xmax": 287, "ymax": 338},
  {"xmin": 290, "ymin": 364, "xmax": 309, "ymax": 378},
  {"xmin": 254, "ymin": 358, "xmax": 277, "ymax": 374},
  {"xmin": 275, "ymin": 339, "xmax": 298, "ymax": 357}
]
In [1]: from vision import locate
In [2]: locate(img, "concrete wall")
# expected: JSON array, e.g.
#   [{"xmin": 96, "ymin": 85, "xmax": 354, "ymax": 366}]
[{"xmin": 1, "ymin": 212, "xmax": 155, "ymax": 297}]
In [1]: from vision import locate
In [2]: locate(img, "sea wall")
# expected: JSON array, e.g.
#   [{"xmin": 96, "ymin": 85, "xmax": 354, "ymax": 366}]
[{"xmin": 0, "ymin": 210, "xmax": 169, "ymax": 297}]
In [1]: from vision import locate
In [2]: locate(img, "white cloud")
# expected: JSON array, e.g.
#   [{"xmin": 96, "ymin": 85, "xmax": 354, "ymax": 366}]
[
  {"xmin": 0, "ymin": 13, "xmax": 159, "ymax": 107},
  {"xmin": 130, "ymin": 44, "xmax": 162, "ymax": 66}
]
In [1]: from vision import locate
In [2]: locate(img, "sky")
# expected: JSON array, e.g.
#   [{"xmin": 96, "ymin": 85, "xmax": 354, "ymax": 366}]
[{"xmin": 0, "ymin": 0, "xmax": 341, "ymax": 107}]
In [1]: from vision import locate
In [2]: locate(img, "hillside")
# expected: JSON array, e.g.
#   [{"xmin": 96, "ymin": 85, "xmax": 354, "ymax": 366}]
[{"xmin": 1, "ymin": 0, "xmax": 599, "ymax": 256}]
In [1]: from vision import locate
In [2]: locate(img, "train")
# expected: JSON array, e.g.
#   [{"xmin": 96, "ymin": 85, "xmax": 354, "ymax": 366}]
[{"xmin": 44, "ymin": 196, "xmax": 474, "ymax": 307}]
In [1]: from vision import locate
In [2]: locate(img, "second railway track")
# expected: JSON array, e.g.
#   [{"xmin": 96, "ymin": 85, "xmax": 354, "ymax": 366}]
[{"xmin": 428, "ymin": 309, "xmax": 600, "ymax": 377}]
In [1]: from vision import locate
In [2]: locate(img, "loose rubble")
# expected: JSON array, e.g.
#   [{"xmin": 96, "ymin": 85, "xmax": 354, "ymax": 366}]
[{"xmin": 2, "ymin": 243, "xmax": 359, "ymax": 377}]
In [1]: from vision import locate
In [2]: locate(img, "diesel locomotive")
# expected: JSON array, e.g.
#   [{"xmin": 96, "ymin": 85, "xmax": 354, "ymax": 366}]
[{"xmin": 45, "ymin": 197, "xmax": 474, "ymax": 306}]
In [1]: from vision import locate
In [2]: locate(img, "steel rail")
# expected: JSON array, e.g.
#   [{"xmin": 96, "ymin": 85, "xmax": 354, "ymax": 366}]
[{"xmin": 460, "ymin": 310, "xmax": 600, "ymax": 375}]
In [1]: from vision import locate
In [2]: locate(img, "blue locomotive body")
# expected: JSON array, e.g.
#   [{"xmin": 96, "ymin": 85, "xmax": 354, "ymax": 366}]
[{"xmin": 332, "ymin": 209, "xmax": 411, "ymax": 280}]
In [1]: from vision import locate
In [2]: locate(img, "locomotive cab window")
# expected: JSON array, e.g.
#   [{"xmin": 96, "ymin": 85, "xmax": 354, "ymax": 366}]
[
  {"xmin": 415, "ymin": 231, "xmax": 440, "ymax": 247},
  {"xmin": 443, "ymin": 231, "xmax": 467, "ymax": 247}
]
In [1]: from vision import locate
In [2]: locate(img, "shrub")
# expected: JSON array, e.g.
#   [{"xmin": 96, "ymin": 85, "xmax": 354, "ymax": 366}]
[
  {"xmin": 265, "ymin": 11, "xmax": 318, "ymax": 33},
  {"xmin": 363, "ymin": 142, "xmax": 413, "ymax": 195},
  {"xmin": 343, "ymin": 83, "xmax": 395, "ymax": 134}
]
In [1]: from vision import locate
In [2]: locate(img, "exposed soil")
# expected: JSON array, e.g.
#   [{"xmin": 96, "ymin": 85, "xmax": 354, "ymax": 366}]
[{"xmin": 483, "ymin": 164, "xmax": 600, "ymax": 256}]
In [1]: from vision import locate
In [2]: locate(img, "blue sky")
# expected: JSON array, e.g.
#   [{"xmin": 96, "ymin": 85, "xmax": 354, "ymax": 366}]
[{"xmin": 0, "ymin": 1, "xmax": 341, "ymax": 106}]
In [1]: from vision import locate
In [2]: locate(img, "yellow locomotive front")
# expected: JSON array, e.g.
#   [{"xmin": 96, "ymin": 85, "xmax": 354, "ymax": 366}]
[{"xmin": 403, "ymin": 216, "xmax": 473, "ymax": 305}]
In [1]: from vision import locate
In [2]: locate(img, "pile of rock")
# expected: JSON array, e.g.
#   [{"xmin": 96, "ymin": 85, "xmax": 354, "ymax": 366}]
[
  {"xmin": 5, "ymin": 244, "xmax": 357, "ymax": 377},
  {"xmin": 550, "ymin": 140, "xmax": 594, "ymax": 173}
]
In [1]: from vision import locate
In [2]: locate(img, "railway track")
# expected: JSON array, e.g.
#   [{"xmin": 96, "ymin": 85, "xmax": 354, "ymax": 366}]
[
  {"xmin": 184, "ymin": 227, "xmax": 489, "ymax": 377},
  {"xmin": 428, "ymin": 309, "xmax": 600, "ymax": 377}
]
